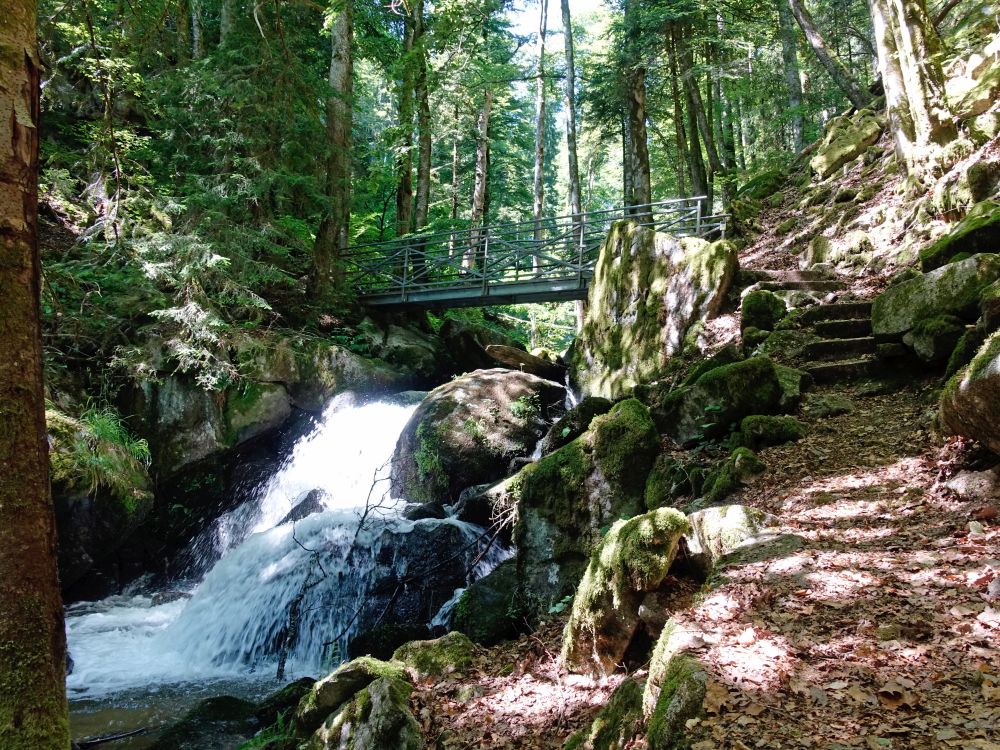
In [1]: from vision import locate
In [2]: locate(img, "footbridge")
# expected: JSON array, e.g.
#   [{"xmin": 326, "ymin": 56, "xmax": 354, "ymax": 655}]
[{"xmin": 346, "ymin": 198, "xmax": 727, "ymax": 309}]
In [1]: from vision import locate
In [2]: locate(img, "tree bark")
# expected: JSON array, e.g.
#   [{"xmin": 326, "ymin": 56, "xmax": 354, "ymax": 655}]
[
  {"xmin": 668, "ymin": 33, "xmax": 691, "ymax": 197},
  {"xmin": 561, "ymin": 0, "xmax": 583, "ymax": 233},
  {"xmin": 191, "ymin": 0, "xmax": 203, "ymax": 59},
  {"xmin": 413, "ymin": 0, "xmax": 431, "ymax": 232},
  {"xmin": 395, "ymin": 13, "xmax": 415, "ymax": 240},
  {"xmin": 625, "ymin": 67, "xmax": 652, "ymax": 213},
  {"xmin": 0, "ymin": 2, "xmax": 71, "ymax": 747},
  {"xmin": 776, "ymin": 0, "xmax": 804, "ymax": 151},
  {"xmin": 787, "ymin": 0, "xmax": 872, "ymax": 109},
  {"xmin": 867, "ymin": 0, "xmax": 956, "ymax": 181},
  {"xmin": 220, "ymin": 0, "xmax": 236, "ymax": 46},
  {"xmin": 532, "ymin": 0, "xmax": 548, "ymax": 242},
  {"xmin": 311, "ymin": 1, "xmax": 353, "ymax": 297},
  {"xmin": 466, "ymin": 89, "xmax": 492, "ymax": 270}
]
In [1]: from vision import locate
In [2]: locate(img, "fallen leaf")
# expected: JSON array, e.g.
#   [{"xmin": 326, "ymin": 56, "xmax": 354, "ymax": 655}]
[
  {"xmin": 703, "ymin": 680, "xmax": 731, "ymax": 714},
  {"xmin": 824, "ymin": 680, "xmax": 849, "ymax": 690},
  {"xmin": 877, "ymin": 681, "xmax": 919, "ymax": 709}
]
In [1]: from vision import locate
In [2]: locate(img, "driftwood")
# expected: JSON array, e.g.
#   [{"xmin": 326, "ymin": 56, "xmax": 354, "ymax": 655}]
[
  {"xmin": 485, "ymin": 345, "xmax": 566, "ymax": 381},
  {"xmin": 73, "ymin": 728, "xmax": 147, "ymax": 749}
]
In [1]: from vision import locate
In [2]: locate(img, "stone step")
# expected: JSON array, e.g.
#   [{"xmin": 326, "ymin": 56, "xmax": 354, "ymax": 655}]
[
  {"xmin": 750, "ymin": 269, "xmax": 834, "ymax": 283},
  {"xmin": 758, "ymin": 280, "xmax": 846, "ymax": 293},
  {"xmin": 799, "ymin": 301, "xmax": 873, "ymax": 323},
  {"xmin": 806, "ymin": 357, "xmax": 879, "ymax": 384},
  {"xmin": 803, "ymin": 336, "xmax": 877, "ymax": 361},
  {"xmin": 814, "ymin": 318, "xmax": 873, "ymax": 339}
]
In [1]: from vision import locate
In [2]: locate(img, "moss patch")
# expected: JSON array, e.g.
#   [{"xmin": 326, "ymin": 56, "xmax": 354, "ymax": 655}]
[
  {"xmin": 392, "ymin": 632, "xmax": 476, "ymax": 680},
  {"xmin": 741, "ymin": 290, "xmax": 787, "ymax": 332},
  {"xmin": 735, "ymin": 415, "xmax": 807, "ymax": 450},
  {"xmin": 564, "ymin": 677, "xmax": 645, "ymax": 750}
]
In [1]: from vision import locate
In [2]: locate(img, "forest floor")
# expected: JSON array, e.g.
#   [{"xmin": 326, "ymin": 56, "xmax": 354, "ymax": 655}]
[{"xmin": 407, "ymin": 379, "xmax": 1000, "ymax": 749}]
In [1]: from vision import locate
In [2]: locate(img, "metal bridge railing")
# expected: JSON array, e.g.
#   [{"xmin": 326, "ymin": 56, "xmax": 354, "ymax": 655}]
[{"xmin": 346, "ymin": 198, "xmax": 727, "ymax": 307}]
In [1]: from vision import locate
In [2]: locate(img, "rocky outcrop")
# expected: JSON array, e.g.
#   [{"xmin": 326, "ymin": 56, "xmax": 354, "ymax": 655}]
[
  {"xmin": 295, "ymin": 657, "xmax": 407, "ymax": 736},
  {"xmin": 485, "ymin": 344, "xmax": 566, "ymax": 381},
  {"xmin": 390, "ymin": 369, "xmax": 565, "ymax": 505},
  {"xmin": 872, "ymin": 254, "xmax": 1000, "ymax": 348},
  {"xmin": 640, "ymin": 356, "xmax": 809, "ymax": 445},
  {"xmin": 809, "ymin": 108, "xmax": 884, "ymax": 179},
  {"xmin": 515, "ymin": 399, "xmax": 661, "ymax": 608},
  {"xmin": 940, "ymin": 333, "xmax": 1000, "ymax": 454},
  {"xmin": 560, "ymin": 508, "xmax": 690, "ymax": 676},
  {"xmin": 535, "ymin": 396, "xmax": 613, "ymax": 456},
  {"xmin": 573, "ymin": 221, "xmax": 739, "ymax": 399},
  {"xmin": 307, "ymin": 676, "xmax": 423, "ymax": 750},
  {"xmin": 919, "ymin": 200, "xmax": 1000, "ymax": 271}
]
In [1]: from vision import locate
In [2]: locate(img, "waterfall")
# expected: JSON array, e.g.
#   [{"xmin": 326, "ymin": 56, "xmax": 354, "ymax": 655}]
[{"xmin": 65, "ymin": 397, "xmax": 511, "ymax": 698}]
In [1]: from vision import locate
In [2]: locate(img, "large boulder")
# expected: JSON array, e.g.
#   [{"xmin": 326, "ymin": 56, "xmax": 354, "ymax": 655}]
[
  {"xmin": 940, "ymin": 333, "xmax": 1000, "ymax": 454},
  {"xmin": 295, "ymin": 657, "xmax": 406, "ymax": 736},
  {"xmin": 560, "ymin": 508, "xmax": 690, "ymax": 676},
  {"xmin": 149, "ymin": 696, "xmax": 257, "ymax": 750},
  {"xmin": 515, "ymin": 399, "xmax": 661, "ymax": 608},
  {"xmin": 919, "ymin": 200, "xmax": 1000, "ymax": 271},
  {"xmin": 307, "ymin": 676, "xmax": 423, "ymax": 750},
  {"xmin": 641, "ymin": 357, "xmax": 809, "ymax": 445},
  {"xmin": 573, "ymin": 221, "xmax": 739, "ymax": 399},
  {"xmin": 535, "ymin": 396, "xmax": 613, "ymax": 456},
  {"xmin": 392, "ymin": 631, "xmax": 477, "ymax": 681},
  {"xmin": 809, "ymin": 109, "xmax": 884, "ymax": 179},
  {"xmin": 452, "ymin": 559, "xmax": 521, "ymax": 646},
  {"xmin": 390, "ymin": 369, "xmax": 565, "ymax": 504},
  {"xmin": 872, "ymin": 254, "xmax": 1000, "ymax": 343}
]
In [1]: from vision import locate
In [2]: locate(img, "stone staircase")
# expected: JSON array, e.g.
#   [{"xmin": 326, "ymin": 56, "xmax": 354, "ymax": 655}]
[{"xmin": 744, "ymin": 269, "xmax": 879, "ymax": 384}]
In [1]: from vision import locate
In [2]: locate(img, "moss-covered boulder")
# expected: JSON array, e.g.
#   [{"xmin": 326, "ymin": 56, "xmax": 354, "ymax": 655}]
[
  {"xmin": 940, "ymin": 333, "xmax": 1000, "ymax": 454},
  {"xmin": 679, "ymin": 344, "xmax": 743, "ymax": 386},
  {"xmin": 740, "ymin": 289, "xmax": 787, "ymax": 332},
  {"xmin": 810, "ymin": 109, "xmax": 884, "ymax": 179},
  {"xmin": 564, "ymin": 678, "xmax": 645, "ymax": 750},
  {"xmin": 872, "ymin": 254, "xmax": 1000, "ymax": 342},
  {"xmin": 390, "ymin": 369, "xmax": 565, "ymax": 504},
  {"xmin": 735, "ymin": 415, "xmax": 807, "ymax": 449},
  {"xmin": 392, "ymin": 631, "xmax": 476, "ymax": 681},
  {"xmin": 294, "ymin": 657, "xmax": 407, "ymax": 736},
  {"xmin": 702, "ymin": 448, "xmax": 765, "ymax": 503},
  {"xmin": 645, "ymin": 654, "xmax": 709, "ymax": 750},
  {"xmin": 738, "ymin": 169, "xmax": 786, "ymax": 200},
  {"xmin": 515, "ymin": 399, "xmax": 661, "ymax": 608},
  {"xmin": 561, "ymin": 508, "xmax": 690, "ymax": 676},
  {"xmin": 902, "ymin": 315, "xmax": 968, "ymax": 363},
  {"xmin": 452, "ymin": 560, "xmax": 521, "ymax": 646},
  {"xmin": 644, "ymin": 357, "xmax": 807, "ymax": 445},
  {"xmin": 307, "ymin": 676, "xmax": 423, "ymax": 750},
  {"xmin": 347, "ymin": 624, "xmax": 431, "ymax": 662},
  {"xmin": 920, "ymin": 200, "xmax": 1000, "ymax": 271},
  {"xmin": 643, "ymin": 454, "xmax": 707, "ymax": 511},
  {"xmin": 685, "ymin": 504, "xmax": 770, "ymax": 575},
  {"xmin": 573, "ymin": 221, "xmax": 738, "ymax": 398},
  {"xmin": 536, "ymin": 396, "xmax": 613, "ymax": 456},
  {"xmin": 224, "ymin": 382, "xmax": 292, "ymax": 445}
]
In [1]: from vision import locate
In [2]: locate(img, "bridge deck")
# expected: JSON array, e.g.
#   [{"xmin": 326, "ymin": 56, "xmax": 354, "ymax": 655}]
[{"xmin": 346, "ymin": 199, "xmax": 725, "ymax": 309}]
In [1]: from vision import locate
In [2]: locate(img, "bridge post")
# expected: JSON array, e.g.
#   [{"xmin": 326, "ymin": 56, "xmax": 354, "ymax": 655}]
[
  {"xmin": 695, "ymin": 200, "xmax": 703, "ymax": 236},
  {"xmin": 402, "ymin": 244, "xmax": 410, "ymax": 302}
]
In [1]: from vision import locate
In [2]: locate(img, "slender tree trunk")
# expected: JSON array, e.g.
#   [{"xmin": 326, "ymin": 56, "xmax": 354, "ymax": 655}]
[
  {"xmin": 867, "ymin": 0, "xmax": 956, "ymax": 182},
  {"xmin": 668, "ymin": 35, "xmax": 691, "ymax": 197},
  {"xmin": 466, "ymin": 89, "xmax": 492, "ymax": 270},
  {"xmin": 684, "ymin": 78, "xmax": 711, "ymax": 209},
  {"xmin": 395, "ymin": 15, "xmax": 415, "ymax": 240},
  {"xmin": 561, "ymin": 0, "xmax": 583, "ymax": 237},
  {"xmin": 0, "ymin": 2, "xmax": 71, "ymax": 747},
  {"xmin": 532, "ymin": 0, "xmax": 548, "ymax": 276},
  {"xmin": 736, "ymin": 95, "xmax": 750, "ymax": 170},
  {"xmin": 413, "ymin": 0, "xmax": 431, "ymax": 232},
  {"xmin": 776, "ymin": 0, "xmax": 804, "ymax": 151},
  {"xmin": 220, "ymin": 0, "xmax": 236, "ymax": 46},
  {"xmin": 311, "ymin": 1, "xmax": 353, "ymax": 297},
  {"xmin": 191, "ymin": 0, "xmax": 203, "ymax": 59},
  {"xmin": 787, "ymin": 0, "xmax": 872, "ymax": 109},
  {"xmin": 448, "ymin": 104, "xmax": 460, "ymax": 258},
  {"xmin": 622, "ymin": 115, "xmax": 634, "ymax": 208},
  {"xmin": 679, "ymin": 30, "xmax": 729, "ymax": 207}
]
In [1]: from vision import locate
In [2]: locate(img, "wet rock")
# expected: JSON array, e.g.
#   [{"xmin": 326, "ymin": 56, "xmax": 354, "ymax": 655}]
[
  {"xmin": 451, "ymin": 560, "xmax": 521, "ymax": 646},
  {"xmin": 277, "ymin": 489, "xmax": 330, "ymax": 526},
  {"xmin": 149, "ymin": 696, "xmax": 257, "ymax": 750},
  {"xmin": 485, "ymin": 344, "xmax": 566, "ymax": 381},
  {"xmin": 560, "ymin": 508, "xmax": 690, "ymax": 676},
  {"xmin": 536, "ymin": 396, "xmax": 613, "ymax": 456},
  {"xmin": 390, "ymin": 368, "xmax": 564, "ymax": 505},
  {"xmin": 573, "ymin": 221, "xmax": 739, "ymax": 398}
]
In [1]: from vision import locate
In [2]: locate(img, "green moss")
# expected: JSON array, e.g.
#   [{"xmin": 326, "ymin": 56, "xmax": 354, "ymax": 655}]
[
  {"xmin": 569, "ymin": 678, "xmax": 645, "ymax": 750},
  {"xmin": 946, "ymin": 329, "xmax": 986, "ymax": 378},
  {"xmin": 920, "ymin": 200, "xmax": 1000, "ymax": 271},
  {"xmin": 680, "ymin": 344, "xmax": 743, "ymax": 387},
  {"xmin": 738, "ymin": 169, "xmax": 786, "ymax": 200},
  {"xmin": 392, "ymin": 632, "xmax": 475, "ymax": 679},
  {"xmin": 735, "ymin": 415, "xmax": 806, "ymax": 450},
  {"xmin": 643, "ymin": 455, "xmax": 705, "ymax": 510},
  {"xmin": 741, "ymin": 290, "xmax": 787, "ymax": 332},
  {"xmin": 647, "ymin": 655, "xmax": 708, "ymax": 750},
  {"xmin": 411, "ymin": 421, "xmax": 449, "ymax": 504},
  {"xmin": 452, "ymin": 560, "xmax": 521, "ymax": 646},
  {"xmin": 703, "ymin": 448, "xmax": 765, "ymax": 503},
  {"xmin": 775, "ymin": 217, "xmax": 797, "ymax": 236},
  {"xmin": 591, "ymin": 399, "xmax": 660, "ymax": 496}
]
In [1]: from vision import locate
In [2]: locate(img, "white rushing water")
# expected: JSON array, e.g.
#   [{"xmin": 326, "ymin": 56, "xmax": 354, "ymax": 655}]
[{"xmin": 66, "ymin": 397, "xmax": 509, "ymax": 698}]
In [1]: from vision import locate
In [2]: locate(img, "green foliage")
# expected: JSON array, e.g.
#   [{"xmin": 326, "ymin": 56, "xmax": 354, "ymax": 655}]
[{"xmin": 510, "ymin": 393, "xmax": 541, "ymax": 420}]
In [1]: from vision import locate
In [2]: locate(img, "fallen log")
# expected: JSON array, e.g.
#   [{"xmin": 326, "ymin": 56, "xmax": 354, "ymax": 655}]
[{"xmin": 485, "ymin": 345, "xmax": 566, "ymax": 381}]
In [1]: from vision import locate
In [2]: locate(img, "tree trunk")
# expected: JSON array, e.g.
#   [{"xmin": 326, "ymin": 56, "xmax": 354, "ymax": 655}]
[
  {"xmin": 787, "ymin": 0, "xmax": 872, "ymax": 109},
  {"xmin": 220, "ymin": 0, "xmax": 236, "ymax": 46},
  {"xmin": 448, "ymin": 104, "xmax": 460, "ymax": 258},
  {"xmin": 395, "ymin": 14, "xmax": 415, "ymax": 240},
  {"xmin": 466, "ymin": 89, "xmax": 492, "ymax": 270},
  {"xmin": 626, "ymin": 67, "xmax": 652, "ymax": 214},
  {"xmin": 311, "ymin": 1, "xmax": 353, "ymax": 297},
  {"xmin": 776, "ymin": 0, "xmax": 804, "ymax": 151},
  {"xmin": 0, "ymin": 2, "xmax": 71, "ymax": 748},
  {"xmin": 413, "ymin": 0, "xmax": 431, "ymax": 232},
  {"xmin": 191, "ymin": 0, "xmax": 203, "ymax": 59},
  {"xmin": 867, "ymin": 0, "xmax": 956, "ymax": 182},
  {"xmin": 561, "ymin": 0, "xmax": 583, "ymax": 240},
  {"xmin": 532, "ymin": 0, "xmax": 548, "ymax": 274},
  {"xmin": 668, "ymin": 34, "xmax": 691, "ymax": 197}
]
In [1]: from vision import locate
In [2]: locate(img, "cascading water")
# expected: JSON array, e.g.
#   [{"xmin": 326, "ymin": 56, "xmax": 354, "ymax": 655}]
[{"xmin": 65, "ymin": 396, "xmax": 511, "ymax": 701}]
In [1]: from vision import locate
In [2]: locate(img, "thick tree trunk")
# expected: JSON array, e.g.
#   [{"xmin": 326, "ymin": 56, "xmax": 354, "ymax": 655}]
[
  {"xmin": 787, "ymin": 0, "xmax": 872, "ymax": 109},
  {"xmin": 532, "ymin": 0, "xmax": 548, "ymax": 276},
  {"xmin": 413, "ymin": 0, "xmax": 431, "ymax": 232},
  {"xmin": 465, "ymin": 89, "xmax": 492, "ymax": 270},
  {"xmin": 668, "ymin": 34, "xmax": 691, "ymax": 197},
  {"xmin": 868, "ymin": 0, "xmax": 956, "ymax": 182},
  {"xmin": 776, "ymin": 0, "xmax": 804, "ymax": 151},
  {"xmin": 311, "ymin": 2, "xmax": 353, "ymax": 297},
  {"xmin": 0, "ymin": 2, "xmax": 71, "ymax": 748},
  {"xmin": 626, "ymin": 67, "xmax": 652, "ymax": 213}
]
